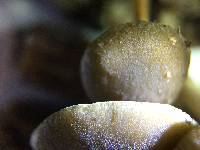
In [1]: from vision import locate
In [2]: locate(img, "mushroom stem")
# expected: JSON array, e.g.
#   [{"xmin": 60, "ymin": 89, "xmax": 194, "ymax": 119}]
[{"xmin": 134, "ymin": 0, "xmax": 150, "ymax": 21}]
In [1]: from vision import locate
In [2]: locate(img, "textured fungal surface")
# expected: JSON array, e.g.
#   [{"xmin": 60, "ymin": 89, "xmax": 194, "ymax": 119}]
[
  {"xmin": 81, "ymin": 22, "xmax": 191, "ymax": 103},
  {"xmin": 31, "ymin": 101, "xmax": 197, "ymax": 150}
]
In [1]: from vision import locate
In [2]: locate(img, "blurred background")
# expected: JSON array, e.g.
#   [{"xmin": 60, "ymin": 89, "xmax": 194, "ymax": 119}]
[{"xmin": 0, "ymin": 0, "xmax": 199, "ymax": 149}]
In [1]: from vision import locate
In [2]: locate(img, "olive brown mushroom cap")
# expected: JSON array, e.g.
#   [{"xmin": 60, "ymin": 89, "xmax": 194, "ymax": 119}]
[
  {"xmin": 81, "ymin": 22, "xmax": 190, "ymax": 103},
  {"xmin": 30, "ymin": 101, "xmax": 197, "ymax": 150}
]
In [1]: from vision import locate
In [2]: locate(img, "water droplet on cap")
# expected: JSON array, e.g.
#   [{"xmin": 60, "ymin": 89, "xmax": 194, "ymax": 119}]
[
  {"xmin": 169, "ymin": 37, "xmax": 176, "ymax": 46},
  {"xmin": 164, "ymin": 71, "xmax": 172, "ymax": 82}
]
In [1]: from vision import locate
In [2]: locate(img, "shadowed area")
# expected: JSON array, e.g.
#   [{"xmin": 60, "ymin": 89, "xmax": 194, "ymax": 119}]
[
  {"xmin": 0, "ymin": 97, "xmax": 75, "ymax": 150},
  {"xmin": 153, "ymin": 122, "xmax": 196, "ymax": 150}
]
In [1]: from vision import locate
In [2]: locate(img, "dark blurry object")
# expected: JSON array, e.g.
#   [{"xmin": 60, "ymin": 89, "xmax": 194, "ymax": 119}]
[
  {"xmin": 0, "ymin": 98, "xmax": 62, "ymax": 150},
  {"xmin": 14, "ymin": 24, "xmax": 88, "ymax": 100},
  {"xmin": 49, "ymin": 0, "xmax": 104, "ymax": 29},
  {"xmin": 52, "ymin": 0, "xmax": 91, "ymax": 12},
  {"xmin": 0, "ymin": 0, "xmax": 90, "ymax": 103},
  {"xmin": 157, "ymin": 0, "xmax": 200, "ymax": 45},
  {"xmin": 0, "ymin": 125, "xmax": 28, "ymax": 150},
  {"xmin": 181, "ymin": 17, "xmax": 200, "ymax": 46},
  {"xmin": 0, "ymin": 1, "xmax": 90, "ymax": 149},
  {"xmin": 49, "ymin": 0, "xmax": 136, "ymax": 30},
  {"xmin": 160, "ymin": 0, "xmax": 200, "ymax": 15}
]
